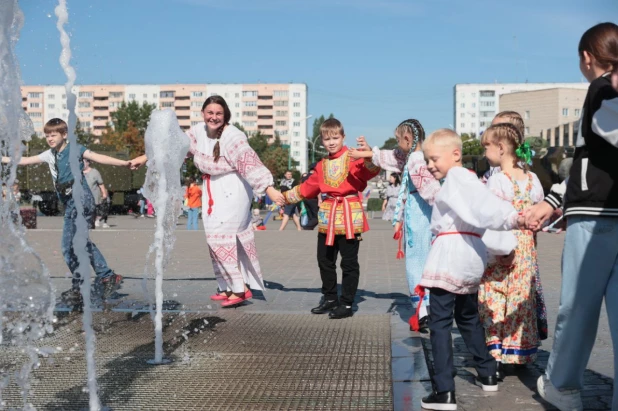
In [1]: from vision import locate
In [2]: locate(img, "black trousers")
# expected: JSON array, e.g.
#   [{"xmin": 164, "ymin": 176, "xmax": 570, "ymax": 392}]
[
  {"xmin": 429, "ymin": 287, "xmax": 496, "ymax": 393},
  {"xmin": 316, "ymin": 233, "xmax": 360, "ymax": 306}
]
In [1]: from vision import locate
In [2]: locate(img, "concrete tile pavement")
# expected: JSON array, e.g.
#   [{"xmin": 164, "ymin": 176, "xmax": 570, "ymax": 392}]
[{"xmin": 23, "ymin": 214, "xmax": 615, "ymax": 409}]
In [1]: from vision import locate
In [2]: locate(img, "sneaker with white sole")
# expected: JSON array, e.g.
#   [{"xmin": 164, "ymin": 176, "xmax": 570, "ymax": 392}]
[
  {"xmin": 102, "ymin": 223, "xmax": 110, "ymax": 228},
  {"xmin": 94, "ymin": 220, "xmax": 100, "ymax": 228},
  {"xmin": 537, "ymin": 374, "xmax": 583, "ymax": 411}
]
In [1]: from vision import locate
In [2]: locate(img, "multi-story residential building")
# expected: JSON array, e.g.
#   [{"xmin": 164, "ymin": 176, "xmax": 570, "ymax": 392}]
[
  {"xmin": 21, "ymin": 83, "xmax": 310, "ymax": 172},
  {"xmin": 499, "ymin": 88, "xmax": 587, "ymax": 137},
  {"xmin": 541, "ymin": 120, "xmax": 580, "ymax": 147},
  {"xmin": 453, "ymin": 82, "xmax": 589, "ymax": 137}
]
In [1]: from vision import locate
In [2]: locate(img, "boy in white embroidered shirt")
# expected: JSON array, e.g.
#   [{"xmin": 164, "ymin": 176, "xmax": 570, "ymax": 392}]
[{"xmin": 418, "ymin": 129, "xmax": 523, "ymax": 411}]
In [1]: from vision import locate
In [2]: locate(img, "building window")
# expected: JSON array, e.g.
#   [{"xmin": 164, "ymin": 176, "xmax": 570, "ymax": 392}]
[
  {"xmin": 480, "ymin": 111, "xmax": 495, "ymax": 118},
  {"xmin": 293, "ymin": 132, "xmax": 300, "ymax": 137},
  {"xmin": 192, "ymin": 91, "xmax": 203, "ymax": 98},
  {"xmin": 293, "ymin": 92, "xmax": 301, "ymax": 98},
  {"xmin": 470, "ymin": 113, "xmax": 476, "ymax": 118},
  {"xmin": 110, "ymin": 92, "xmax": 123, "ymax": 98},
  {"xmin": 293, "ymin": 121, "xmax": 300, "ymax": 127},
  {"xmin": 460, "ymin": 123, "xmax": 465, "ymax": 128},
  {"xmin": 274, "ymin": 100, "xmax": 288, "ymax": 107},
  {"xmin": 525, "ymin": 111, "xmax": 530, "ymax": 120},
  {"xmin": 293, "ymin": 151, "xmax": 300, "ymax": 156},
  {"xmin": 276, "ymin": 120, "xmax": 287, "ymax": 126},
  {"xmin": 293, "ymin": 112, "xmax": 301, "ymax": 118},
  {"xmin": 460, "ymin": 113, "xmax": 465, "ymax": 118},
  {"xmin": 293, "ymin": 102, "xmax": 301, "ymax": 108},
  {"xmin": 278, "ymin": 130, "xmax": 288, "ymax": 136},
  {"xmin": 562, "ymin": 108, "xmax": 569, "ymax": 116},
  {"xmin": 479, "ymin": 90, "xmax": 495, "ymax": 97},
  {"xmin": 460, "ymin": 103, "xmax": 465, "ymax": 108},
  {"xmin": 32, "ymin": 121, "xmax": 43, "ymax": 128},
  {"xmin": 293, "ymin": 141, "xmax": 300, "ymax": 147},
  {"xmin": 235, "ymin": 93, "xmax": 239, "ymax": 98},
  {"xmin": 209, "ymin": 92, "xmax": 218, "ymax": 97},
  {"xmin": 28, "ymin": 92, "xmax": 41, "ymax": 98},
  {"xmin": 78, "ymin": 102, "xmax": 90, "ymax": 108},
  {"xmin": 48, "ymin": 104, "xmax": 55, "ymax": 109},
  {"xmin": 480, "ymin": 101, "xmax": 495, "ymax": 107},
  {"xmin": 78, "ymin": 92, "xmax": 93, "ymax": 98},
  {"xmin": 160, "ymin": 91, "xmax": 175, "ymax": 98},
  {"xmin": 47, "ymin": 94, "xmax": 55, "ymax": 99},
  {"xmin": 471, "ymin": 103, "xmax": 476, "ymax": 108},
  {"xmin": 470, "ymin": 123, "xmax": 476, "ymax": 129},
  {"xmin": 82, "ymin": 121, "xmax": 91, "ymax": 128},
  {"xmin": 244, "ymin": 121, "xmax": 256, "ymax": 127},
  {"xmin": 128, "ymin": 93, "xmax": 136, "ymax": 100},
  {"xmin": 29, "ymin": 112, "xmax": 42, "ymax": 118},
  {"xmin": 574, "ymin": 108, "xmax": 581, "ymax": 117},
  {"xmin": 161, "ymin": 101, "xmax": 174, "ymax": 108},
  {"xmin": 471, "ymin": 92, "xmax": 476, "ymax": 98},
  {"xmin": 244, "ymin": 101, "xmax": 257, "ymax": 107},
  {"xmin": 62, "ymin": 104, "xmax": 67, "ymax": 109},
  {"xmin": 525, "ymin": 127, "xmax": 530, "ymax": 136},
  {"xmin": 191, "ymin": 101, "xmax": 202, "ymax": 107},
  {"xmin": 235, "ymin": 112, "xmax": 240, "ymax": 117},
  {"xmin": 242, "ymin": 91, "xmax": 258, "ymax": 97},
  {"xmin": 275, "ymin": 110, "xmax": 288, "ymax": 117},
  {"xmin": 274, "ymin": 90, "xmax": 288, "ymax": 97},
  {"xmin": 191, "ymin": 121, "xmax": 201, "ymax": 126},
  {"xmin": 192, "ymin": 111, "xmax": 201, "ymax": 117},
  {"xmin": 143, "ymin": 93, "xmax": 147, "ymax": 98},
  {"xmin": 153, "ymin": 94, "xmax": 157, "ymax": 98},
  {"xmin": 81, "ymin": 112, "xmax": 92, "ymax": 117},
  {"xmin": 242, "ymin": 111, "xmax": 257, "ymax": 117}
]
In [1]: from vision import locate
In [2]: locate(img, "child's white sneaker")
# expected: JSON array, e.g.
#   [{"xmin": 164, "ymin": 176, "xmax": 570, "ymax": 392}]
[{"xmin": 537, "ymin": 374, "xmax": 583, "ymax": 411}]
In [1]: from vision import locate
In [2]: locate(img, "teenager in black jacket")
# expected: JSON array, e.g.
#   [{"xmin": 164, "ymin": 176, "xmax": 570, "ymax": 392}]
[{"xmin": 529, "ymin": 22, "xmax": 618, "ymax": 411}]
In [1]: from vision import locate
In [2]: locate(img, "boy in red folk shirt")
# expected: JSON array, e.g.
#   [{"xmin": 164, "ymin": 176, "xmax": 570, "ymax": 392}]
[{"xmin": 282, "ymin": 118, "xmax": 380, "ymax": 319}]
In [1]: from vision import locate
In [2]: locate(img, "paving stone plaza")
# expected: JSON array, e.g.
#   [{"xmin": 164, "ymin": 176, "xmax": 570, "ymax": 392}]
[{"xmin": 0, "ymin": 215, "xmax": 613, "ymax": 410}]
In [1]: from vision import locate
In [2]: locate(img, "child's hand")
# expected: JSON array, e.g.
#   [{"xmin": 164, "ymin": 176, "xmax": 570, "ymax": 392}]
[
  {"xmin": 393, "ymin": 221, "xmax": 402, "ymax": 237},
  {"xmin": 348, "ymin": 148, "xmax": 373, "ymax": 161},
  {"xmin": 523, "ymin": 202, "xmax": 553, "ymax": 231},
  {"xmin": 497, "ymin": 250, "xmax": 515, "ymax": 267},
  {"xmin": 356, "ymin": 136, "xmax": 370, "ymax": 151},
  {"xmin": 129, "ymin": 155, "xmax": 148, "ymax": 170}
]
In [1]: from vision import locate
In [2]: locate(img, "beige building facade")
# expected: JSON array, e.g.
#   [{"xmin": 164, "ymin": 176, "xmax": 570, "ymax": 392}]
[
  {"xmin": 21, "ymin": 83, "xmax": 310, "ymax": 171},
  {"xmin": 499, "ymin": 88, "xmax": 587, "ymax": 138},
  {"xmin": 540, "ymin": 120, "xmax": 580, "ymax": 147}
]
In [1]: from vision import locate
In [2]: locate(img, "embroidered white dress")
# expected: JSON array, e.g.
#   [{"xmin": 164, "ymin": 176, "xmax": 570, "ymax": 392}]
[
  {"xmin": 186, "ymin": 123, "xmax": 274, "ymax": 293},
  {"xmin": 420, "ymin": 167, "xmax": 518, "ymax": 294}
]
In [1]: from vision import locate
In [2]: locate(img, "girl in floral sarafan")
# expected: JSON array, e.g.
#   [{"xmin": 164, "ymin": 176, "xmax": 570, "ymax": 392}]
[{"xmin": 478, "ymin": 123, "xmax": 545, "ymax": 378}]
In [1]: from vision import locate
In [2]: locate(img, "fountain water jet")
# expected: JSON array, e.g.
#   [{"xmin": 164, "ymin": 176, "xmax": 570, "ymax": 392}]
[
  {"xmin": 0, "ymin": 1, "xmax": 55, "ymax": 409},
  {"xmin": 142, "ymin": 110, "xmax": 189, "ymax": 364},
  {"xmin": 54, "ymin": 1, "xmax": 102, "ymax": 409}
]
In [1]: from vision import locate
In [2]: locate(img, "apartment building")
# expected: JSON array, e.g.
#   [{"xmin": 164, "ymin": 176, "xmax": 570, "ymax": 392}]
[
  {"xmin": 499, "ymin": 88, "xmax": 587, "ymax": 138},
  {"xmin": 21, "ymin": 83, "xmax": 310, "ymax": 172},
  {"xmin": 453, "ymin": 82, "xmax": 589, "ymax": 137}
]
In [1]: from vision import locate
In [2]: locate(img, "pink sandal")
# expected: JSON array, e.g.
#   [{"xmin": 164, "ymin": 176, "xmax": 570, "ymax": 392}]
[
  {"xmin": 210, "ymin": 292, "xmax": 229, "ymax": 301},
  {"xmin": 221, "ymin": 293, "xmax": 248, "ymax": 307}
]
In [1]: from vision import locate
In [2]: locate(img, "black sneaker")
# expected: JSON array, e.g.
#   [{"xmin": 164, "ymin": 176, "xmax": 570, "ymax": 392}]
[
  {"xmin": 100, "ymin": 273, "xmax": 123, "ymax": 299},
  {"xmin": 328, "ymin": 305, "xmax": 353, "ymax": 319},
  {"xmin": 477, "ymin": 375, "xmax": 498, "ymax": 392},
  {"xmin": 310, "ymin": 299, "xmax": 339, "ymax": 314},
  {"xmin": 419, "ymin": 315, "xmax": 430, "ymax": 334},
  {"xmin": 60, "ymin": 288, "xmax": 83, "ymax": 307},
  {"xmin": 421, "ymin": 391, "xmax": 457, "ymax": 410}
]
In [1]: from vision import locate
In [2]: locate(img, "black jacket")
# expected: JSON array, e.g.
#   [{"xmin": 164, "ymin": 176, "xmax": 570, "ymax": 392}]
[{"xmin": 545, "ymin": 73, "xmax": 618, "ymax": 217}]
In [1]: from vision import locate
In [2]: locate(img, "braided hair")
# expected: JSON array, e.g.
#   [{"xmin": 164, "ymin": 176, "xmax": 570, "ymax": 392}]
[
  {"xmin": 202, "ymin": 95, "xmax": 232, "ymax": 162},
  {"xmin": 482, "ymin": 123, "xmax": 530, "ymax": 169}
]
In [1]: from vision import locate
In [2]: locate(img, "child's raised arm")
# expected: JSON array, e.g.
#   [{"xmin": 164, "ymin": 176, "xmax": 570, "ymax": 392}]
[
  {"xmin": 1, "ymin": 155, "xmax": 44, "ymax": 166},
  {"xmin": 129, "ymin": 154, "xmax": 148, "ymax": 170},
  {"xmin": 84, "ymin": 150, "xmax": 130, "ymax": 167}
]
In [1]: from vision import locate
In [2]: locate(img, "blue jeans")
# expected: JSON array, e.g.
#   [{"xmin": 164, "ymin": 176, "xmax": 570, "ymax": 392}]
[
  {"xmin": 62, "ymin": 194, "xmax": 113, "ymax": 289},
  {"xmin": 546, "ymin": 216, "xmax": 618, "ymax": 408},
  {"xmin": 187, "ymin": 207, "xmax": 200, "ymax": 230},
  {"xmin": 139, "ymin": 199, "xmax": 146, "ymax": 215}
]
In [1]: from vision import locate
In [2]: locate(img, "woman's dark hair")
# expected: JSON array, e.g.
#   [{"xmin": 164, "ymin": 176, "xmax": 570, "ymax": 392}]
[
  {"xmin": 390, "ymin": 172, "xmax": 401, "ymax": 186},
  {"xmin": 202, "ymin": 95, "xmax": 232, "ymax": 162},
  {"xmin": 578, "ymin": 22, "xmax": 618, "ymax": 71}
]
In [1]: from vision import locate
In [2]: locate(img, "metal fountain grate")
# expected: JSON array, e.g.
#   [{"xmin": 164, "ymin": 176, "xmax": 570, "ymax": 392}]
[{"xmin": 0, "ymin": 312, "xmax": 392, "ymax": 410}]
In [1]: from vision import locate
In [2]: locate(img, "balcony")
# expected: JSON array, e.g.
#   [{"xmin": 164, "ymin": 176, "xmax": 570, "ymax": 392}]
[
  {"xmin": 258, "ymin": 106, "xmax": 273, "ymax": 110},
  {"xmin": 258, "ymin": 115, "xmax": 273, "ymax": 120},
  {"xmin": 94, "ymin": 116, "xmax": 109, "ymax": 121},
  {"xmin": 175, "ymin": 96, "xmax": 190, "ymax": 101},
  {"xmin": 94, "ymin": 106, "xmax": 108, "ymax": 111},
  {"xmin": 177, "ymin": 116, "xmax": 190, "ymax": 120},
  {"xmin": 258, "ymin": 96, "xmax": 273, "ymax": 100},
  {"xmin": 94, "ymin": 96, "xmax": 108, "ymax": 101},
  {"xmin": 176, "ymin": 106, "xmax": 190, "ymax": 110},
  {"xmin": 258, "ymin": 125, "xmax": 273, "ymax": 130}
]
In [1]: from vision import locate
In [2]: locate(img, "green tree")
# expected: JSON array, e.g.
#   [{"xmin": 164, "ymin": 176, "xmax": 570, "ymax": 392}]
[
  {"xmin": 248, "ymin": 131, "xmax": 269, "ymax": 158},
  {"xmin": 308, "ymin": 113, "xmax": 334, "ymax": 163},
  {"xmin": 101, "ymin": 121, "xmax": 144, "ymax": 158},
  {"xmin": 26, "ymin": 134, "xmax": 49, "ymax": 152},
  {"xmin": 75, "ymin": 119, "xmax": 96, "ymax": 147},
  {"xmin": 110, "ymin": 100, "xmax": 156, "ymax": 136},
  {"xmin": 461, "ymin": 134, "xmax": 484, "ymax": 155},
  {"xmin": 381, "ymin": 137, "xmax": 398, "ymax": 150}
]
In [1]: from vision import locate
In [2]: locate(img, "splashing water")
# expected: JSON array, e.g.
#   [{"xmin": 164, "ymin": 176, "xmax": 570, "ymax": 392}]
[
  {"xmin": 0, "ymin": 1, "xmax": 55, "ymax": 409},
  {"xmin": 55, "ymin": 1, "xmax": 102, "ymax": 409},
  {"xmin": 142, "ymin": 110, "xmax": 189, "ymax": 364}
]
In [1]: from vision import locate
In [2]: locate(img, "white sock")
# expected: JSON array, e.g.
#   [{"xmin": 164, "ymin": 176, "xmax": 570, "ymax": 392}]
[{"xmin": 419, "ymin": 303, "xmax": 428, "ymax": 318}]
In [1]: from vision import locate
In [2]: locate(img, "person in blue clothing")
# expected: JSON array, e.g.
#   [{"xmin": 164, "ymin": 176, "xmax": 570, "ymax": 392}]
[{"xmin": 2, "ymin": 118, "xmax": 129, "ymax": 307}]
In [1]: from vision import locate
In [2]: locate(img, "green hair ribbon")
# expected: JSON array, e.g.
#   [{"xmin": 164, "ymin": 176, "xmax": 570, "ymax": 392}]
[{"xmin": 515, "ymin": 142, "xmax": 535, "ymax": 166}]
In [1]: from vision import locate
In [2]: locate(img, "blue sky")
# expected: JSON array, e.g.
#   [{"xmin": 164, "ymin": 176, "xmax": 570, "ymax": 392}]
[{"xmin": 16, "ymin": 0, "xmax": 617, "ymax": 147}]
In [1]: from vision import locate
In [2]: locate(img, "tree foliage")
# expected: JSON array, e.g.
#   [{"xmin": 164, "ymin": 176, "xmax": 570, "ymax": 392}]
[
  {"xmin": 308, "ymin": 113, "xmax": 334, "ymax": 163},
  {"xmin": 381, "ymin": 137, "xmax": 398, "ymax": 150},
  {"xmin": 75, "ymin": 119, "xmax": 97, "ymax": 147},
  {"xmin": 461, "ymin": 133, "xmax": 484, "ymax": 156},
  {"xmin": 100, "ymin": 101, "xmax": 155, "ymax": 158}
]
